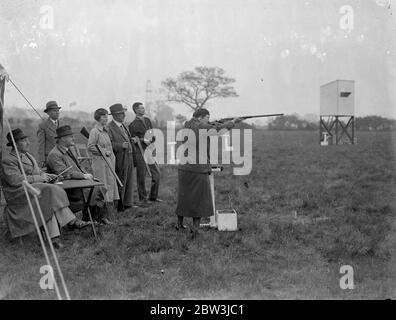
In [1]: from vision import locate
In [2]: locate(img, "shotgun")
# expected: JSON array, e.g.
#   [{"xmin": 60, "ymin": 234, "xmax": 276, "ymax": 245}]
[
  {"xmin": 133, "ymin": 137, "xmax": 152, "ymax": 178},
  {"xmin": 211, "ymin": 113, "xmax": 284, "ymax": 124},
  {"xmin": 122, "ymin": 124, "xmax": 152, "ymax": 178}
]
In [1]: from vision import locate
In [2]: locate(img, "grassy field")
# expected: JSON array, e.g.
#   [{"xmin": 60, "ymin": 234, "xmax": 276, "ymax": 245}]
[{"xmin": 0, "ymin": 130, "xmax": 395, "ymax": 299}]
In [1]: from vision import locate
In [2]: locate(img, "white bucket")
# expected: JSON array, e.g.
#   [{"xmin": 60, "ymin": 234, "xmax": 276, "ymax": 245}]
[{"xmin": 216, "ymin": 209, "xmax": 238, "ymax": 231}]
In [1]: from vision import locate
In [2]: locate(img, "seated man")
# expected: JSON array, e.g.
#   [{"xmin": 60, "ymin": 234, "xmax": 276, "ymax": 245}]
[
  {"xmin": 1, "ymin": 129, "xmax": 90, "ymax": 249},
  {"xmin": 46, "ymin": 125, "xmax": 112, "ymax": 225}
]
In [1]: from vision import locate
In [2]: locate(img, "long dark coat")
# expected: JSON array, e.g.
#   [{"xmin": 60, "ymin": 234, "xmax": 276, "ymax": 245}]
[
  {"xmin": 176, "ymin": 118, "xmax": 235, "ymax": 218},
  {"xmin": 1, "ymin": 151, "xmax": 70, "ymax": 238},
  {"xmin": 107, "ymin": 120, "xmax": 135, "ymax": 207}
]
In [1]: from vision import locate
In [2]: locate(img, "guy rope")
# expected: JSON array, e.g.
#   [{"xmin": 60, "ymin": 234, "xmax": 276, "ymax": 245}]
[{"xmin": 1, "ymin": 67, "xmax": 70, "ymax": 300}]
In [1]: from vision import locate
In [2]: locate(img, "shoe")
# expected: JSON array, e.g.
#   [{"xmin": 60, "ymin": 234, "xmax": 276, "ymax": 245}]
[
  {"xmin": 99, "ymin": 218, "xmax": 114, "ymax": 225},
  {"xmin": 175, "ymin": 224, "xmax": 187, "ymax": 231},
  {"xmin": 52, "ymin": 238, "xmax": 64, "ymax": 249},
  {"xmin": 68, "ymin": 218, "xmax": 91, "ymax": 230}
]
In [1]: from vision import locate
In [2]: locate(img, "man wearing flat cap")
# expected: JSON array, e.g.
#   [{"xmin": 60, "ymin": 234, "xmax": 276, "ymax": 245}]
[
  {"xmin": 46, "ymin": 125, "xmax": 112, "ymax": 224},
  {"xmin": 37, "ymin": 101, "xmax": 63, "ymax": 168},
  {"xmin": 107, "ymin": 104, "xmax": 137, "ymax": 212}
]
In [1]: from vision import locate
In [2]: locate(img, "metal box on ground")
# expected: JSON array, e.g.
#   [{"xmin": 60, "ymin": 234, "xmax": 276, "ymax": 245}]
[{"xmin": 216, "ymin": 209, "xmax": 238, "ymax": 231}]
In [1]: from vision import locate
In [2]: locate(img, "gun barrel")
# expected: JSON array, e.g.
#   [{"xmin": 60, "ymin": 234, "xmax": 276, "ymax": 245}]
[
  {"xmin": 80, "ymin": 127, "xmax": 124, "ymax": 187},
  {"xmin": 134, "ymin": 138, "xmax": 152, "ymax": 178},
  {"xmin": 95, "ymin": 145, "xmax": 124, "ymax": 188},
  {"xmin": 217, "ymin": 114, "xmax": 284, "ymax": 122}
]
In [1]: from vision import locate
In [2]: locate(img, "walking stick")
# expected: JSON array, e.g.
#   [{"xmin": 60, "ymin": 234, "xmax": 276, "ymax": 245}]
[
  {"xmin": 4, "ymin": 114, "xmax": 70, "ymax": 300},
  {"xmin": 2, "ymin": 72, "xmax": 70, "ymax": 299}
]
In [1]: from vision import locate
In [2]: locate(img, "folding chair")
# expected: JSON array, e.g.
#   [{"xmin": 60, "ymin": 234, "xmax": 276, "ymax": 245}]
[{"xmin": 73, "ymin": 144, "xmax": 92, "ymax": 173}]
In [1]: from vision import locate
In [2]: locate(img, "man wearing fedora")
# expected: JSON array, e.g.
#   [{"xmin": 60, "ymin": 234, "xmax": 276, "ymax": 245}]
[
  {"xmin": 46, "ymin": 125, "xmax": 112, "ymax": 225},
  {"xmin": 107, "ymin": 104, "xmax": 137, "ymax": 212},
  {"xmin": 1, "ymin": 128, "xmax": 90, "ymax": 249},
  {"xmin": 37, "ymin": 101, "xmax": 63, "ymax": 168}
]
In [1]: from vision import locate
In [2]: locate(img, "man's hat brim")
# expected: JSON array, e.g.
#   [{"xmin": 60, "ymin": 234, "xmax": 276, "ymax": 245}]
[
  {"xmin": 44, "ymin": 107, "xmax": 61, "ymax": 113},
  {"xmin": 6, "ymin": 134, "xmax": 28, "ymax": 146},
  {"xmin": 55, "ymin": 132, "xmax": 74, "ymax": 139},
  {"xmin": 109, "ymin": 109, "xmax": 127, "ymax": 115}
]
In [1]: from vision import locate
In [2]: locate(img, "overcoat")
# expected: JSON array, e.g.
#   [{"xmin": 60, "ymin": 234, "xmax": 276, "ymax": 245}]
[
  {"xmin": 87, "ymin": 124, "xmax": 119, "ymax": 202},
  {"xmin": 1, "ymin": 151, "xmax": 70, "ymax": 238},
  {"xmin": 107, "ymin": 120, "xmax": 134, "ymax": 207},
  {"xmin": 37, "ymin": 118, "xmax": 64, "ymax": 163},
  {"xmin": 176, "ymin": 118, "xmax": 235, "ymax": 218},
  {"xmin": 46, "ymin": 144, "xmax": 105, "ymax": 210}
]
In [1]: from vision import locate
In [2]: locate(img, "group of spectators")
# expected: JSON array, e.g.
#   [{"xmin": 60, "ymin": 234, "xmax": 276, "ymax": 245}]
[
  {"xmin": 1, "ymin": 97, "xmax": 243, "ymax": 246},
  {"xmin": 1, "ymin": 101, "xmax": 161, "ymax": 248}
]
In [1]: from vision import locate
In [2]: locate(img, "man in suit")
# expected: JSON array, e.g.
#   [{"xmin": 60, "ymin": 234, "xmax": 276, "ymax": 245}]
[
  {"xmin": 46, "ymin": 125, "xmax": 112, "ymax": 224},
  {"xmin": 129, "ymin": 102, "xmax": 161, "ymax": 203},
  {"xmin": 37, "ymin": 101, "xmax": 63, "ymax": 168},
  {"xmin": 107, "ymin": 104, "xmax": 137, "ymax": 212}
]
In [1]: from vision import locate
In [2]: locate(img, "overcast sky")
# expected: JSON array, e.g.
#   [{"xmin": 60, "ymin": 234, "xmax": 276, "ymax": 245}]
[{"xmin": 1, "ymin": 0, "xmax": 395, "ymax": 119}]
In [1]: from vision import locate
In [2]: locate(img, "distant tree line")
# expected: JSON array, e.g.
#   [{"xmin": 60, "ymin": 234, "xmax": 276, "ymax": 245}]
[
  {"xmin": 267, "ymin": 115, "xmax": 319, "ymax": 131},
  {"xmin": 354, "ymin": 116, "xmax": 396, "ymax": 131}
]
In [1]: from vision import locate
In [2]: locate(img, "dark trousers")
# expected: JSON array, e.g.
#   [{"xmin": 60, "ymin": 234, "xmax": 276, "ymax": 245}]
[
  {"xmin": 135, "ymin": 151, "xmax": 160, "ymax": 201},
  {"xmin": 66, "ymin": 186, "xmax": 107, "ymax": 221}
]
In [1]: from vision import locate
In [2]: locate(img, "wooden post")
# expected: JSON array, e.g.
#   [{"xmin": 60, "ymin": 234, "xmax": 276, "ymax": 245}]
[
  {"xmin": 0, "ymin": 64, "xmax": 7, "ymax": 205},
  {"xmin": 352, "ymin": 116, "xmax": 355, "ymax": 144},
  {"xmin": 319, "ymin": 116, "xmax": 322, "ymax": 144}
]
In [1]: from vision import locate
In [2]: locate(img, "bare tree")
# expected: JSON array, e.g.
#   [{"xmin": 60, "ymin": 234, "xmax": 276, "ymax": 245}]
[{"xmin": 161, "ymin": 66, "xmax": 238, "ymax": 111}]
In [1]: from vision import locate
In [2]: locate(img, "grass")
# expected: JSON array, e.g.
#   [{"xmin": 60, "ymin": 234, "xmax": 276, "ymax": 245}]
[{"xmin": 0, "ymin": 130, "xmax": 395, "ymax": 299}]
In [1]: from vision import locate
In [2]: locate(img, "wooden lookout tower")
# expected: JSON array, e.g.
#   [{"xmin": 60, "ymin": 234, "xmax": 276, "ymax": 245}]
[{"xmin": 320, "ymin": 80, "xmax": 355, "ymax": 145}]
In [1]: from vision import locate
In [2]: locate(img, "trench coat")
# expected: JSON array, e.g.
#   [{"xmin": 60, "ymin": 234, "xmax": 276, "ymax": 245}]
[
  {"xmin": 107, "ymin": 120, "xmax": 134, "ymax": 207},
  {"xmin": 87, "ymin": 124, "xmax": 119, "ymax": 202},
  {"xmin": 1, "ymin": 151, "xmax": 70, "ymax": 238}
]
